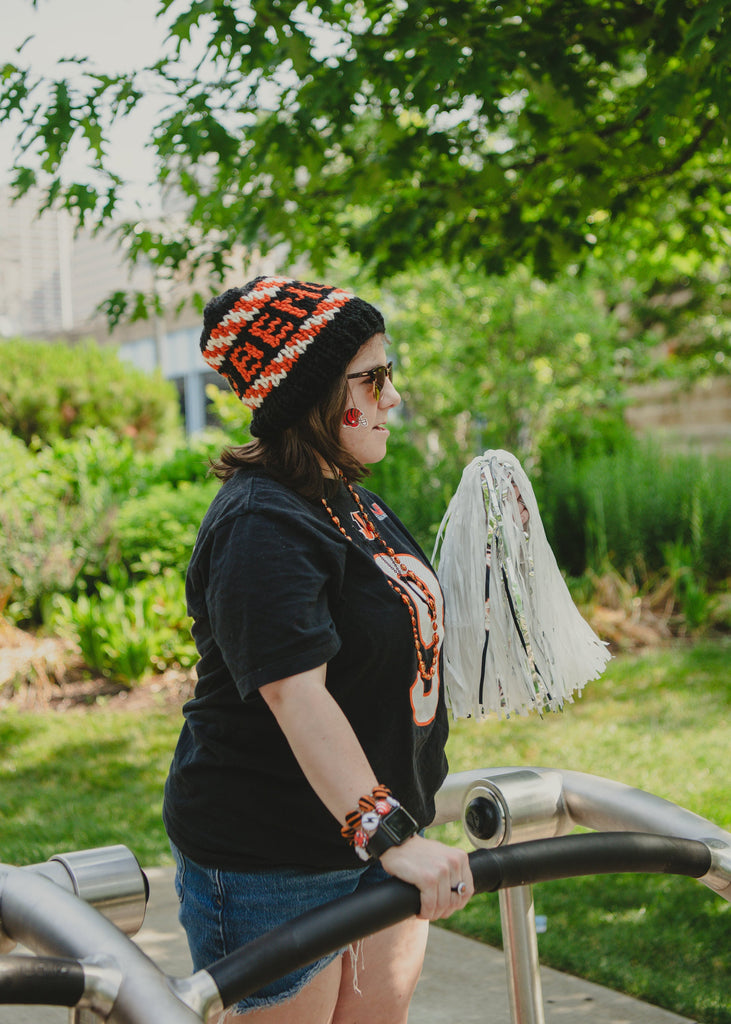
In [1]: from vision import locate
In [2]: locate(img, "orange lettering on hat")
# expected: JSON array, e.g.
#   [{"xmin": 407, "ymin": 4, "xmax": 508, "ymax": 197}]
[
  {"xmin": 272, "ymin": 297, "xmax": 310, "ymax": 319},
  {"xmin": 230, "ymin": 342, "xmax": 265, "ymax": 382},
  {"xmin": 250, "ymin": 315, "xmax": 296, "ymax": 349},
  {"xmin": 288, "ymin": 282, "xmax": 335, "ymax": 302}
]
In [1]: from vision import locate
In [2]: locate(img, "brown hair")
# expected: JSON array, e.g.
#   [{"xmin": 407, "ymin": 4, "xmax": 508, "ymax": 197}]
[{"xmin": 210, "ymin": 372, "xmax": 369, "ymax": 500}]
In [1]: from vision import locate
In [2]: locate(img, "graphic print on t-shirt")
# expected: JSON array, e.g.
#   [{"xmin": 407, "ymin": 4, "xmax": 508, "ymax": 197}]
[
  {"xmin": 350, "ymin": 510, "xmax": 377, "ymax": 541},
  {"xmin": 373, "ymin": 551, "xmax": 444, "ymax": 727}
]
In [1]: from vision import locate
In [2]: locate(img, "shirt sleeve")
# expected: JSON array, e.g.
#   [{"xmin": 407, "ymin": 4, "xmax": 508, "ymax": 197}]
[{"xmin": 203, "ymin": 506, "xmax": 344, "ymax": 699}]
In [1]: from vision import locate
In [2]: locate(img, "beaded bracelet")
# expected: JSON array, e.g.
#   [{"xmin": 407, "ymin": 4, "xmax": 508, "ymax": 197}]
[{"xmin": 341, "ymin": 784, "xmax": 399, "ymax": 861}]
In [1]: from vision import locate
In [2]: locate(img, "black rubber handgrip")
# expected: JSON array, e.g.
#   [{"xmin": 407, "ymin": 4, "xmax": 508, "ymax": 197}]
[
  {"xmin": 206, "ymin": 832, "xmax": 712, "ymax": 1009},
  {"xmin": 0, "ymin": 954, "xmax": 85, "ymax": 1006},
  {"xmin": 470, "ymin": 831, "xmax": 712, "ymax": 892}
]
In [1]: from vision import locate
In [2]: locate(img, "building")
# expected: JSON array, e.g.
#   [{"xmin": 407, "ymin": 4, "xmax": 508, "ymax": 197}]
[
  {"xmin": 0, "ymin": 185, "xmax": 150, "ymax": 336},
  {"xmin": 0, "ymin": 187, "xmax": 74, "ymax": 336},
  {"xmin": 0, "ymin": 186, "xmax": 282, "ymax": 432}
]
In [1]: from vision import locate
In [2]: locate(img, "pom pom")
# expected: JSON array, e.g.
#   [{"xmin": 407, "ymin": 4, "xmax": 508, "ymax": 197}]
[{"xmin": 433, "ymin": 450, "xmax": 611, "ymax": 719}]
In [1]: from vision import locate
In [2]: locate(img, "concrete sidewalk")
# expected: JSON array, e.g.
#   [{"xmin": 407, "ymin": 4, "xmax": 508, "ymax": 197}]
[{"xmin": 0, "ymin": 866, "xmax": 694, "ymax": 1023}]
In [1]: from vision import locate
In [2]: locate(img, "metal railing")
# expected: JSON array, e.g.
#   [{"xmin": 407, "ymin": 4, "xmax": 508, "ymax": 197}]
[
  {"xmin": 433, "ymin": 767, "xmax": 731, "ymax": 1023},
  {"xmin": 0, "ymin": 767, "xmax": 728, "ymax": 1023}
]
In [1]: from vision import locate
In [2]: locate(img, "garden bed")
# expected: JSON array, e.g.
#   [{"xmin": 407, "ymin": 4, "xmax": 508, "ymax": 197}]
[{"xmin": 0, "ymin": 619, "xmax": 194, "ymax": 712}]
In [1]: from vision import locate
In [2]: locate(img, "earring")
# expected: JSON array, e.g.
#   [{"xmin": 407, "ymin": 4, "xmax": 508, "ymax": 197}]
[{"xmin": 343, "ymin": 408, "xmax": 368, "ymax": 427}]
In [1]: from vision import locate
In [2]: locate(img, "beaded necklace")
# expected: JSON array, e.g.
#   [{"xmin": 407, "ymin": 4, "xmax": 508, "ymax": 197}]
[{"xmin": 322, "ymin": 481, "xmax": 440, "ymax": 683}]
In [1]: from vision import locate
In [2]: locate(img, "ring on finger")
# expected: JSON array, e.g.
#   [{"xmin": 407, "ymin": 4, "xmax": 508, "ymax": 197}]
[{"xmin": 450, "ymin": 882, "xmax": 467, "ymax": 896}]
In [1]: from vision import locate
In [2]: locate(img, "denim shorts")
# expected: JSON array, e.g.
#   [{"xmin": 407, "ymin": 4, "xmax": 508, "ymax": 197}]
[{"xmin": 170, "ymin": 841, "xmax": 392, "ymax": 1014}]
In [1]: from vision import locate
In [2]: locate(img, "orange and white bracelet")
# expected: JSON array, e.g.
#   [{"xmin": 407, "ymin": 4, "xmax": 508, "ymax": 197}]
[{"xmin": 341, "ymin": 784, "xmax": 400, "ymax": 861}]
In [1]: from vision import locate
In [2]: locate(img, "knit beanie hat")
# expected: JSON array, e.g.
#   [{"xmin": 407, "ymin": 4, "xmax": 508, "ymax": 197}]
[{"xmin": 200, "ymin": 275, "xmax": 386, "ymax": 438}]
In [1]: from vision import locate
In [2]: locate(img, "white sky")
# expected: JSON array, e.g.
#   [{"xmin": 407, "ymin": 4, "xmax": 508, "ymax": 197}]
[
  {"xmin": 1, "ymin": 0, "xmax": 173, "ymax": 211},
  {"xmin": 2, "ymin": 0, "xmax": 346, "ymax": 217}
]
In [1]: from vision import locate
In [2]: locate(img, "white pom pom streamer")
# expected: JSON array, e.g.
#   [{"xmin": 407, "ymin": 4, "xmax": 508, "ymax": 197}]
[{"xmin": 433, "ymin": 450, "xmax": 610, "ymax": 719}]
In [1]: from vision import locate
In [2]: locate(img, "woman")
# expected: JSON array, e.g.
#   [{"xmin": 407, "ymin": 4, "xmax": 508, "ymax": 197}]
[{"xmin": 163, "ymin": 276, "xmax": 473, "ymax": 1022}]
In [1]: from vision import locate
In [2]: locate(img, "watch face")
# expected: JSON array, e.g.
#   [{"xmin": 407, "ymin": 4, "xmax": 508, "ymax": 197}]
[{"xmin": 381, "ymin": 806, "xmax": 418, "ymax": 843}]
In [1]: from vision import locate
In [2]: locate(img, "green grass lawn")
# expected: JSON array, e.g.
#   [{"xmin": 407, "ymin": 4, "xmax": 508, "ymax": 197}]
[
  {"xmin": 0, "ymin": 699, "xmax": 181, "ymax": 867},
  {"xmin": 432, "ymin": 639, "xmax": 731, "ymax": 1024},
  {"xmin": 0, "ymin": 640, "xmax": 729, "ymax": 1021}
]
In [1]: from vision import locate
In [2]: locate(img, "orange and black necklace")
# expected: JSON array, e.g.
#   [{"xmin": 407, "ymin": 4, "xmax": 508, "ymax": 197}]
[{"xmin": 322, "ymin": 482, "xmax": 440, "ymax": 683}]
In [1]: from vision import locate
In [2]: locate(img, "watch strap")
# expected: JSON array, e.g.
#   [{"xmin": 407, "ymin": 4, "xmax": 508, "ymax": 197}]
[{"xmin": 365, "ymin": 805, "xmax": 419, "ymax": 858}]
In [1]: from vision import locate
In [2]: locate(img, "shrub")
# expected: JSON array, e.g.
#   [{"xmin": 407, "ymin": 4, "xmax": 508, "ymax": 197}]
[
  {"xmin": 535, "ymin": 445, "xmax": 731, "ymax": 584},
  {"xmin": 0, "ymin": 427, "xmax": 124, "ymax": 623},
  {"xmin": 52, "ymin": 569, "xmax": 197, "ymax": 686},
  {"xmin": 662, "ymin": 542, "xmax": 718, "ymax": 632},
  {"xmin": 153, "ymin": 434, "xmax": 223, "ymax": 487},
  {"xmin": 112, "ymin": 479, "xmax": 220, "ymax": 577},
  {"xmin": 0, "ymin": 420, "xmax": 221, "ymax": 624},
  {"xmin": 204, "ymin": 382, "xmax": 252, "ymax": 443},
  {"xmin": 36, "ymin": 426, "xmax": 155, "ymax": 502},
  {"xmin": 536, "ymin": 403, "xmax": 636, "ymax": 467},
  {"xmin": 0, "ymin": 337, "xmax": 181, "ymax": 449}
]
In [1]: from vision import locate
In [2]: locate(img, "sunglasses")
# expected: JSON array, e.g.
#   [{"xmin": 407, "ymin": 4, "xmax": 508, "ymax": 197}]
[{"xmin": 346, "ymin": 361, "xmax": 393, "ymax": 400}]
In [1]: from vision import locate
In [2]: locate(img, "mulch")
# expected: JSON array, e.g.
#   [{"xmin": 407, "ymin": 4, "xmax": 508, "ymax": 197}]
[{"xmin": 0, "ymin": 620, "xmax": 194, "ymax": 713}]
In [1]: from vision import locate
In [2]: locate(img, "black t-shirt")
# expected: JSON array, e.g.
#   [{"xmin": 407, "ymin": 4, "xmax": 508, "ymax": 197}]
[{"xmin": 162, "ymin": 468, "xmax": 449, "ymax": 870}]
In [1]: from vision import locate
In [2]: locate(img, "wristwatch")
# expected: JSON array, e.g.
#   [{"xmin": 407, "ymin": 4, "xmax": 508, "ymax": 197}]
[{"xmin": 366, "ymin": 805, "xmax": 419, "ymax": 858}]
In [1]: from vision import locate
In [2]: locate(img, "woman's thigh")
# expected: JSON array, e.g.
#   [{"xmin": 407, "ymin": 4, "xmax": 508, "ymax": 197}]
[
  {"xmin": 219, "ymin": 957, "xmax": 343, "ymax": 1024},
  {"xmin": 218, "ymin": 909, "xmax": 430, "ymax": 1024},
  {"xmin": 219, "ymin": 918, "xmax": 429, "ymax": 1024},
  {"xmin": 332, "ymin": 853, "xmax": 430, "ymax": 1024},
  {"xmin": 333, "ymin": 916, "xmax": 430, "ymax": 1024}
]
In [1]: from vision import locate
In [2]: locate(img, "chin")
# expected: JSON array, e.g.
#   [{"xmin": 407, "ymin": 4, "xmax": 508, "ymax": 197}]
[
  {"xmin": 352, "ymin": 441, "xmax": 386, "ymax": 466},
  {"xmin": 365, "ymin": 444, "xmax": 388, "ymax": 465}
]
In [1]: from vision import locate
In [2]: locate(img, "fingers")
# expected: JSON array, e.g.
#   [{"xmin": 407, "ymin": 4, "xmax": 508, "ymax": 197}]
[
  {"xmin": 423, "ymin": 854, "xmax": 473, "ymax": 920},
  {"xmin": 440, "ymin": 851, "xmax": 474, "ymax": 920},
  {"xmin": 380, "ymin": 837, "xmax": 474, "ymax": 921}
]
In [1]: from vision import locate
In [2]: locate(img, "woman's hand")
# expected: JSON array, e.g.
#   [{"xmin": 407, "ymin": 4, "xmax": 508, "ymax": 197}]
[
  {"xmin": 513, "ymin": 483, "xmax": 530, "ymax": 530},
  {"xmin": 379, "ymin": 834, "xmax": 474, "ymax": 920}
]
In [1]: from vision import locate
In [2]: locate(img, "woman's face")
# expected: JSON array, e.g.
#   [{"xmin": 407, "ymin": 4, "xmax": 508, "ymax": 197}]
[{"xmin": 339, "ymin": 333, "xmax": 401, "ymax": 465}]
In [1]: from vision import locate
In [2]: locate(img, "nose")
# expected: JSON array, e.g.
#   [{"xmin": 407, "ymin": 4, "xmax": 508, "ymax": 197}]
[{"xmin": 379, "ymin": 377, "xmax": 401, "ymax": 409}]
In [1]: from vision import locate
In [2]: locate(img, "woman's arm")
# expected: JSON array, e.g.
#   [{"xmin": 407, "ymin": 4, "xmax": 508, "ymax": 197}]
[{"xmin": 260, "ymin": 665, "xmax": 473, "ymax": 920}]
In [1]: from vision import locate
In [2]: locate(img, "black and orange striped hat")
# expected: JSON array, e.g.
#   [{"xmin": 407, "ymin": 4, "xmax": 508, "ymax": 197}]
[{"xmin": 200, "ymin": 276, "xmax": 385, "ymax": 438}]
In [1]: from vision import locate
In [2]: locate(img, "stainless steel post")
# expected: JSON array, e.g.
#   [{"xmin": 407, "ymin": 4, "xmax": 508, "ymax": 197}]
[
  {"xmin": 499, "ymin": 885, "xmax": 545, "ymax": 1024},
  {"xmin": 24, "ymin": 846, "xmax": 148, "ymax": 938}
]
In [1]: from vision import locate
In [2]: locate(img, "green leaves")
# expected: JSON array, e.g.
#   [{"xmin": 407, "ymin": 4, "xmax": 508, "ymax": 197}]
[
  {"xmin": 52, "ymin": 570, "xmax": 197, "ymax": 685},
  {"xmin": 378, "ymin": 261, "xmax": 631, "ymax": 464},
  {"xmin": 0, "ymin": 338, "xmax": 180, "ymax": 448},
  {"xmin": 1, "ymin": 0, "xmax": 729, "ymax": 290}
]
